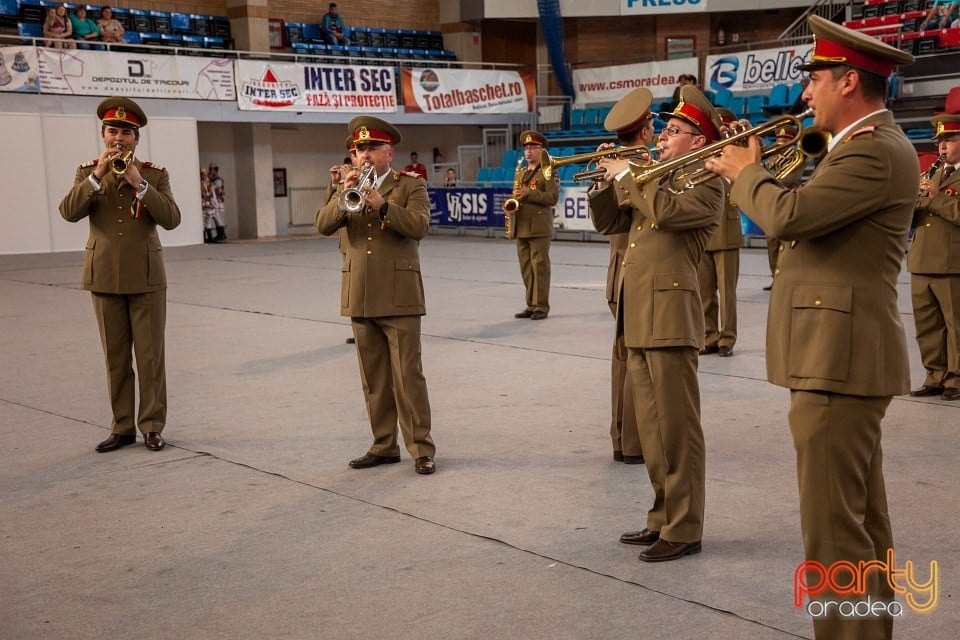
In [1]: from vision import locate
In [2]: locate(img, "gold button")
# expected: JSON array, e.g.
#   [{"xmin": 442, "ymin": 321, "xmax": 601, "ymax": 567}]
[
  {"xmin": 790, "ymin": 241, "xmax": 797, "ymax": 248},
  {"xmin": 118, "ymin": 232, "xmax": 124, "ymax": 236},
  {"xmin": 673, "ymin": 281, "xmax": 679, "ymax": 288},
  {"xmin": 367, "ymin": 236, "xmax": 373, "ymax": 241},
  {"xmin": 778, "ymin": 244, "xmax": 784, "ymax": 252},
  {"xmin": 774, "ymin": 268, "xmax": 780, "ymax": 275},
  {"xmin": 117, "ymin": 219, "xmax": 123, "ymax": 223},
  {"xmin": 407, "ymin": 265, "xmax": 413, "ymax": 269},
  {"xmin": 630, "ymin": 242, "xmax": 636, "ymax": 248},
  {"xmin": 925, "ymin": 223, "xmax": 932, "ymax": 228},
  {"xmin": 366, "ymin": 250, "xmax": 372, "ymax": 255},
  {"xmin": 367, "ymin": 223, "xmax": 373, "ymax": 228},
  {"xmin": 621, "ymin": 260, "xmax": 626, "ymax": 267},
  {"xmin": 815, "ymin": 299, "xmax": 822, "ymax": 306}
]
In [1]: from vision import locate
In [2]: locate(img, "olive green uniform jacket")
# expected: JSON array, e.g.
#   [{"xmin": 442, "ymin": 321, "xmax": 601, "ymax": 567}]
[
  {"xmin": 513, "ymin": 165, "xmax": 559, "ymax": 238},
  {"xmin": 730, "ymin": 111, "xmax": 916, "ymax": 396}
]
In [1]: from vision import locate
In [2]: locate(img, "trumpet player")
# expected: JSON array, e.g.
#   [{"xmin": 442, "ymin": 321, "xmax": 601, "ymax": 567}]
[
  {"xmin": 697, "ymin": 107, "xmax": 743, "ymax": 358},
  {"xmin": 595, "ymin": 87, "xmax": 656, "ymax": 464},
  {"xmin": 908, "ymin": 107, "xmax": 960, "ymax": 402},
  {"xmin": 59, "ymin": 96, "xmax": 181, "ymax": 453},
  {"xmin": 511, "ymin": 130, "xmax": 558, "ymax": 321},
  {"xmin": 589, "ymin": 85, "xmax": 724, "ymax": 563},
  {"xmin": 705, "ymin": 15, "xmax": 917, "ymax": 640},
  {"xmin": 315, "ymin": 116, "xmax": 437, "ymax": 475}
]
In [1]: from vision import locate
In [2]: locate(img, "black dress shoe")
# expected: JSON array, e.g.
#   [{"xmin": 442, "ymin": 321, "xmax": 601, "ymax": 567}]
[
  {"xmin": 613, "ymin": 450, "xmax": 624, "ymax": 462},
  {"xmin": 909, "ymin": 384, "xmax": 944, "ymax": 397},
  {"xmin": 762, "ymin": 283, "xmax": 773, "ymax": 291},
  {"xmin": 514, "ymin": 309, "xmax": 534, "ymax": 318},
  {"xmin": 415, "ymin": 456, "xmax": 436, "ymax": 474},
  {"xmin": 348, "ymin": 452, "xmax": 401, "ymax": 469},
  {"xmin": 622, "ymin": 454, "xmax": 645, "ymax": 464},
  {"xmin": 620, "ymin": 528, "xmax": 660, "ymax": 546},
  {"xmin": 638, "ymin": 539, "xmax": 702, "ymax": 562},
  {"xmin": 698, "ymin": 345, "xmax": 719, "ymax": 356},
  {"xmin": 144, "ymin": 432, "xmax": 165, "ymax": 451},
  {"xmin": 942, "ymin": 388, "xmax": 960, "ymax": 401},
  {"xmin": 530, "ymin": 311, "xmax": 548, "ymax": 320},
  {"xmin": 718, "ymin": 346, "xmax": 733, "ymax": 357},
  {"xmin": 95, "ymin": 433, "xmax": 136, "ymax": 453},
  {"xmin": 345, "ymin": 337, "xmax": 356, "ymax": 344}
]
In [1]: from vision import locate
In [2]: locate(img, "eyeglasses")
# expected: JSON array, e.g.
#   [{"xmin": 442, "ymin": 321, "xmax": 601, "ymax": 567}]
[{"xmin": 662, "ymin": 125, "xmax": 700, "ymax": 138}]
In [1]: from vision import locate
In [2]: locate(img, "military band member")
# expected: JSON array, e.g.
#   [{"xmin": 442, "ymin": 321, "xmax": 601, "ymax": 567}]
[
  {"xmin": 315, "ymin": 116, "xmax": 437, "ymax": 475},
  {"xmin": 706, "ymin": 15, "xmax": 917, "ymax": 639},
  {"xmin": 698, "ymin": 107, "xmax": 742, "ymax": 357},
  {"xmin": 511, "ymin": 130, "xmax": 559, "ymax": 321},
  {"xmin": 762, "ymin": 124, "xmax": 807, "ymax": 290},
  {"xmin": 59, "ymin": 97, "xmax": 182, "ymax": 453},
  {"xmin": 908, "ymin": 108, "xmax": 960, "ymax": 401},
  {"xmin": 590, "ymin": 85, "xmax": 724, "ymax": 562},
  {"xmin": 596, "ymin": 88, "xmax": 656, "ymax": 464}
]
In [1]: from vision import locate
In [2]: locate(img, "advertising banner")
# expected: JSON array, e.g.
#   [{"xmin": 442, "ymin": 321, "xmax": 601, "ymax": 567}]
[
  {"xmin": 0, "ymin": 46, "xmax": 41, "ymax": 93},
  {"xmin": 236, "ymin": 59, "xmax": 397, "ymax": 112},
  {"xmin": 705, "ymin": 43, "xmax": 813, "ymax": 93},
  {"xmin": 34, "ymin": 48, "xmax": 234, "ymax": 99},
  {"xmin": 572, "ymin": 58, "xmax": 698, "ymax": 105},
  {"xmin": 402, "ymin": 68, "xmax": 536, "ymax": 114},
  {"xmin": 620, "ymin": 0, "xmax": 709, "ymax": 15},
  {"xmin": 555, "ymin": 185, "xmax": 594, "ymax": 232},
  {"xmin": 428, "ymin": 186, "xmax": 511, "ymax": 227}
]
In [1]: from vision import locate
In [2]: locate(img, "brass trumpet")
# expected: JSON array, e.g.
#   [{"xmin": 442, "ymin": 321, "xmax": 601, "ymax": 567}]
[
  {"xmin": 766, "ymin": 127, "xmax": 831, "ymax": 182},
  {"xmin": 628, "ymin": 109, "xmax": 814, "ymax": 192},
  {"xmin": 111, "ymin": 148, "xmax": 134, "ymax": 175},
  {"xmin": 338, "ymin": 162, "xmax": 376, "ymax": 214},
  {"xmin": 541, "ymin": 145, "xmax": 656, "ymax": 182}
]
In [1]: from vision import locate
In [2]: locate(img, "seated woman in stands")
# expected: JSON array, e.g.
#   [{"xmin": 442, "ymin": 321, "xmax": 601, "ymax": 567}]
[
  {"xmin": 919, "ymin": 0, "xmax": 958, "ymax": 31},
  {"xmin": 97, "ymin": 6, "xmax": 125, "ymax": 44},
  {"xmin": 43, "ymin": 5, "xmax": 75, "ymax": 49},
  {"xmin": 70, "ymin": 7, "xmax": 102, "ymax": 50}
]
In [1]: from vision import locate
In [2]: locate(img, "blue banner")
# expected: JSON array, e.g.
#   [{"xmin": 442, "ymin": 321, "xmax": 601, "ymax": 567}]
[{"xmin": 428, "ymin": 187, "xmax": 512, "ymax": 227}]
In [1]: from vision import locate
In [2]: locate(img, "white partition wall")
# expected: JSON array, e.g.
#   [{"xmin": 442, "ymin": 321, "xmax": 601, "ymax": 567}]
[{"xmin": 0, "ymin": 112, "xmax": 202, "ymax": 255}]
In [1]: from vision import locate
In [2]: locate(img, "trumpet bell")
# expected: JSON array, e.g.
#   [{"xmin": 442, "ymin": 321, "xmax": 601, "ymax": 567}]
[
  {"xmin": 110, "ymin": 150, "xmax": 133, "ymax": 175},
  {"xmin": 338, "ymin": 163, "xmax": 376, "ymax": 214}
]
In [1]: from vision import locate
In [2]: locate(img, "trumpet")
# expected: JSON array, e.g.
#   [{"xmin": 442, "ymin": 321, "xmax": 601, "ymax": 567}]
[
  {"xmin": 628, "ymin": 109, "xmax": 814, "ymax": 192},
  {"xmin": 111, "ymin": 148, "xmax": 134, "ymax": 175},
  {"xmin": 338, "ymin": 162, "xmax": 376, "ymax": 214},
  {"xmin": 765, "ymin": 128, "xmax": 831, "ymax": 182},
  {"xmin": 541, "ymin": 145, "xmax": 657, "ymax": 183}
]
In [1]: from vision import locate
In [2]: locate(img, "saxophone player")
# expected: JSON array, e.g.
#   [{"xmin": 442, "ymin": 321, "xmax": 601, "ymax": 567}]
[{"xmin": 511, "ymin": 130, "xmax": 559, "ymax": 321}]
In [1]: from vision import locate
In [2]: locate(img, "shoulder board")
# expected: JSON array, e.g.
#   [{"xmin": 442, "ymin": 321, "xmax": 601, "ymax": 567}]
[
  {"xmin": 80, "ymin": 159, "xmax": 99, "ymax": 168},
  {"xmin": 141, "ymin": 161, "xmax": 167, "ymax": 172},
  {"xmin": 843, "ymin": 124, "xmax": 877, "ymax": 143}
]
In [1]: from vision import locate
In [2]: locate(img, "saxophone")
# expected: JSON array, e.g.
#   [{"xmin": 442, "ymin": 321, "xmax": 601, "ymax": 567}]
[{"xmin": 502, "ymin": 156, "xmax": 525, "ymax": 240}]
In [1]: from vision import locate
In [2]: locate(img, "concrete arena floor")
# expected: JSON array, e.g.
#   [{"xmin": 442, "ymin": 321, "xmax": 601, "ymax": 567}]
[{"xmin": 0, "ymin": 234, "xmax": 956, "ymax": 640}]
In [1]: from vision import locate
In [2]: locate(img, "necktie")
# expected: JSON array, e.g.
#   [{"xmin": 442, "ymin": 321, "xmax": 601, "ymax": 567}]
[{"xmin": 942, "ymin": 165, "xmax": 955, "ymax": 185}]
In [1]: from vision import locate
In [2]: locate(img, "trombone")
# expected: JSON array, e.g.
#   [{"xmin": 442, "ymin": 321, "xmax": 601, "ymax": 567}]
[
  {"xmin": 541, "ymin": 145, "xmax": 657, "ymax": 183},
  {"xmin": 628, "ymin": 109, "xmax": 815, "ymax": 192}
]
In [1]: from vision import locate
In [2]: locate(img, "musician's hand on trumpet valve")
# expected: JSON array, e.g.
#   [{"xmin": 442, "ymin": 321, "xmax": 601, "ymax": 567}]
[
  {"xmin": 704, "ymin": 134, "xmax": 763, "ymax": 183},
  {"xmin": 93, "ymin": 144, "xmax": 142, "ymax": 188}
]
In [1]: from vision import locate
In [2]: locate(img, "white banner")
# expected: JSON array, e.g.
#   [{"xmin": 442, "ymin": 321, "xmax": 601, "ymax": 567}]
[
  {"xmin": 0, "ymin": 47, "xmax": 41, "ymax": 93},
  {"xmin": 34, "ymin": 48, "xmax": 234, "ymax": 99},
  {"xmin": 236, "ymin": 60, "xmax": 397, "ymax": 112},
  {"xmin": 555, "ymin": 185, "xmax": 594, "ymax": 231},
  {"xmin": 401, "ymin": 67, "xmax": 536, "ymax": 114},
  {"xmin": 572, "ymin": 58, "xmax": 698, "ymax": 105},
  {"xmin": 705, "ymin": 43, "xmax": 813, "ymax": 93},
  {"xmin": 620, "ymin": 0, "xmax": 708, "ymax": 15}
]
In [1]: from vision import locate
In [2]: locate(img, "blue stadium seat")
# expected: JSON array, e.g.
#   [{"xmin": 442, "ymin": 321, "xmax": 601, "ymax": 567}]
[
  {"xmin": 129, "ymin": 8, "xmax": 151, "ymax": 32},
  {"xmin": 160, "ymin": 33, "xmax": 182, "ymax": 47},
  {"xmin": 477, "ymin": 167, "xmax": 495, "ymax": 185},
  {"xmin": 138, "ymin": 31, "xmax": 162, "ymax": 47},
  {"xmin": 211, "ymin": 16, "xmax": 230, "ymax": 39},
  {"xmin": 181, "ymin": 34, "xmax": 204, "ymax": 49},
  {"xmin": 123, "ymin": 31, "xmax": 141, "ymax": 44},
  {"xmin": 745, "ymin": 94, "xmax": 769, "ymax": 125},
  {"xmin": 728, "ymin": 95, "xmax": 747, "ymax": 118},
  {"xmin": 18, "ymin": 0, "xmax": 42, "ymax": 22},
  {"xmin": 170, "ymin": 11, "xmax": 190, "ymax": 34},
  {"xmin": 150, "ymin": 10, "xmax": 171, "ymax": 33},
  {"xmin": 190, "ymin": 13, "xmax": 210, "ymax": 36},
  {"xmin": 763, "ymin": 83, "xmax": 791, "ymax": 115},
  {"xmin": 203, "ymin": 36, "xmax": 226, "ymax": 49},
  {"xmin": 712, "ymin": 88, "xmax": 733, "ymax": 109},
  {"xmin": 302, "ymin": 22, "xmax": 320, "ymax": 42},
  {"xmin": 787, "ymin": 82, "xmax": 805, "ymax": 106},
  {"xmin": 0, "ymin": 0, "xmax": 18, "ymax": 17},
  {"xmin": 17, "ymin": 20, "xmax": 42, "ymax": 42}
]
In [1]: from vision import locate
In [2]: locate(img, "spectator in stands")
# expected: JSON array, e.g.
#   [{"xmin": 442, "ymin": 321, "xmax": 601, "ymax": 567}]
[
  {"xmin": 698, "ymin": 106, "xmax": 742, "ymax": 358},
  {"xmin": 208, "ymin": 163, "xmax": 227, "ymax": 241},
  {"xmin": 444, "ymin": 168, "xmax": 457, "ymax": 186},
  {"xmin": 908, "ymin": 107, "xmax": 960, "ymax": 401},
  {"xmin": 404, "ymin": 152, "xmax": 428, "ymax": 179},
  {"xmin": 663, "ymin": 74, "xmax": 696, "ymax": 113},
  {"xmin": 510, "ymin": 130, "xmax": 558, "ymax": 321},
  {"xmin": 594, "ymin": 87, "xmax": 656, "ymax": 465},
  {"xmin": 706, "ymin": 15, "xmax": 917, "ymax": 639},
  {"xmin": 315, "ymin": 115, "xmax": 437, "ymax": 476},
  {"xmin": 97, "ymin": 6, "xmax": 125, "ymax": 45},
  {"xmin": 919, "ymin": 0, "xmax": 958, "ymax": 31},
  {"xmin": 43, "ymin": 5, "xmax": 74, "ymax": 49},
  {"xmin": 321, "ymin": 3, "xmax": 349, "ymax": 46},
  {"xmin": 69, "ymin": 7, "xmax": 102, "ymax": 50},
  {"xmin": 590, "ymin": 85, "xmax": 722, "ymax": 563}
]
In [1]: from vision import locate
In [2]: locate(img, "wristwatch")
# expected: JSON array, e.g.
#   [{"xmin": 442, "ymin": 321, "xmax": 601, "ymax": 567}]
[{"xmin": 137, "ymin": 179, "xmax": 149, "ymax": 195}]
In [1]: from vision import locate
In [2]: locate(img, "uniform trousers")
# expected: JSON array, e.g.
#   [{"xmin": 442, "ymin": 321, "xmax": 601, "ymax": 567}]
[
  {"xmin": 516, "ymin": 236, "xmax": 551, "ymax": 313},
  {"xmin": 789, "ymin": 391, "xmax": 894, "ymax": 640},
  {"xmin": 92, "ymin": 290, "xmax": 167, "ymax": 435},
  {"xmin": 626, "ymin": 345, "xmax": 704, "ymax": 542},
  {"xmin": 910, "ymin": 273, "xmax": 960, "ymax": 390},
  {"xmin": 699, "ymin": 248, "xmax": 739, "ymax": 348},
  {"xmin": 609, "ymin": 302, "xmax": 641, "ymax": 457},
  {"xmin": 352, "ymin": 315, "xmax": 435, "ymax": 459}
]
